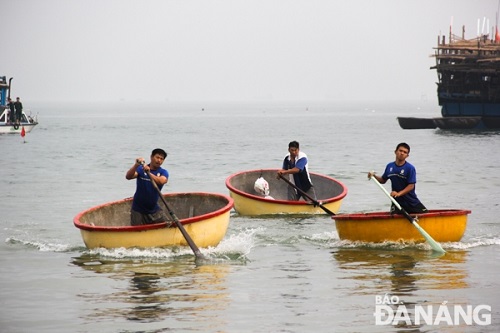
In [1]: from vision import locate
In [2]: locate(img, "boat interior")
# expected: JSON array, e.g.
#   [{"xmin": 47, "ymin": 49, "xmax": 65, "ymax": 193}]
[
  {"xmin": 77, "ymin": 193, "xmax": 231, "ymax": 227},
  {"xmin": 228, "ymin": 169, "xmax": 346, "ymax": 201}
]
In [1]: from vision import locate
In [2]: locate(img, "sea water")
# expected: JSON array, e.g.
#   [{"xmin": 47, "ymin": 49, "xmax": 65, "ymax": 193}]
[{"xmin": 1, "ymin": 100, "xmax": 499, "ymax": 332}]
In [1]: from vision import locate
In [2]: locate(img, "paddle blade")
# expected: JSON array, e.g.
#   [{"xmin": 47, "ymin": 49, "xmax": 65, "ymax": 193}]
[{"xmin": 411, "ymin": 220, "xmax": 446, "ymax": 254}]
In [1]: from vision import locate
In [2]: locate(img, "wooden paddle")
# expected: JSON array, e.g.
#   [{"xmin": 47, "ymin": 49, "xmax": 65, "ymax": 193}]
[
  {"xmin": 369, "ymin": 176, "xmax": 446, "ymax": 254},
  {"xmin": 143, "ymin": 166, "xmax": 206, "ymax": 260},
  {"xmin": 278, "ymin": 174, "xmax": 335, "ymax": 215}
]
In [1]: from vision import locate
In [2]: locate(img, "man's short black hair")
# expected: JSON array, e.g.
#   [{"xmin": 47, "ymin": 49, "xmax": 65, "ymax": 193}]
[
  {"xmin": 288, "ymin": 141, "xmax": 300, "ymax": 149},
  {"xmin": 151, "ymin": 148, "xmax": 167, "ymax": 159},
  {"xmin": 396, "ymin": 142, "xmax": 410, "ymax": 153}
]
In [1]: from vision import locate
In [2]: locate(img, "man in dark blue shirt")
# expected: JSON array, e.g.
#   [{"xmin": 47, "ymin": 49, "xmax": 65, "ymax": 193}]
[
  {"xmin": 126, "ymin": 148, "xmax": 169, "ymax": 225},
  {"xmin": 14, "ymin": 97, "xmax": 23, "ymax": 124},
  {"xmin": 369, "ymin": 142, "xmax": 427, "ymax": 214},
  {"xmin": 7, "ymin": 98, "xmax": 16, "ymax": 123}
]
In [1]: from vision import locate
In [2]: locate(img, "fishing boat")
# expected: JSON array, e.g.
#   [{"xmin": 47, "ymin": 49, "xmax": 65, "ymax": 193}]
[
  {"xmin": 74, "ymin": 192, "xmax": 234, "ymax": 249},
  {"xmin": 0, "ymin": 75, "xmax": 38, "ymax": 134},
  {"xmin": 398, "ymin": 18, "xmax": 500, "ymax": 129},
  {"xmin": 225, "ymin": 169, "xmax": 347, "ymax": 215},
  {"xmin": 0, "ymin": 107, "xmax": 38, "ymax": 134},
  {"xmin": 432, "ymin": 29, "xmax": 500, "ymax": 126},
  {"xmin": 333, "ymin": 209, "xmax": 471, "ymax": 243}
]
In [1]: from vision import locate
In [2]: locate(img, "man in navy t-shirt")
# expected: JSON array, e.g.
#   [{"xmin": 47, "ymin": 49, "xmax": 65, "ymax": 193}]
[
  {"xmin": 369, "ymin": 142, "xmax": 427, "ymax": 214},
  {"xmin": 126, "ymin": 148, "xmax": 170, "ymax": 225}
]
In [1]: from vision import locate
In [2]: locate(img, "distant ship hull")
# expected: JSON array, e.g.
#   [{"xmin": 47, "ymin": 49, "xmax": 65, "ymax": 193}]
[
  {"xmin": 433, "ymin": 32, "xmax": 500, "ymax": 128},
  {"xmin": 399, "ymin": 29, "xmax": 500, "ymax": 130}
]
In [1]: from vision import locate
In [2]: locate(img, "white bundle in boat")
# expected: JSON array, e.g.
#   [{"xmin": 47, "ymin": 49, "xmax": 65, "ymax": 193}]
[{"xmin": 254, "ymin": 177, "xmax": 274, "ymax": 200}]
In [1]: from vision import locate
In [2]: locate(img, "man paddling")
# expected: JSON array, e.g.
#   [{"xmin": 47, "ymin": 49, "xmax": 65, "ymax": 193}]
[
  {"xmin": 368, "ymin": 142, "xmax": 428, "ymax": 214},
  {"xmin": 277, "ymin": 141, "xmax": 316, "ymax": 201},
  {"xmin": 126, "ymin": 148, "xmax": 170, "ymax": 225}
]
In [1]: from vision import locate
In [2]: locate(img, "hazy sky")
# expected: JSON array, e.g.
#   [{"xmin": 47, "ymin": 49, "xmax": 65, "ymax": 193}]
[{"xmin": 1, "ymin": 0, "xmax": 496, "ymax": 103}]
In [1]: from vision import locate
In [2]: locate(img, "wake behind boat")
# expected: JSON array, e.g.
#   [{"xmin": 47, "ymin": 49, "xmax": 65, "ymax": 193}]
[
  {"xmin": 74, "ymin": 192, "xmax": 234, "ymax": 249},
  {"xmin": 333, "ymin": 209, "xmax": 471, "ymax": 243},
  {"xmin": 225, "ymin": 169, "xmax": 347, "ymax": 216},
  {"xmin": 0, "ymin": 75, "xmax": 38, "ymax": 134}
]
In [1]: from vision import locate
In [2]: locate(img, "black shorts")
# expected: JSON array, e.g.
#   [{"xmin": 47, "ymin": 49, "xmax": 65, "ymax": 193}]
[
  {"xmin": 130, "ymin": 209, "xmax": 169, "ymax": 226},
  {"xmin": 391, "ymin": 202, "xmax": 428, "ymax": 214}
]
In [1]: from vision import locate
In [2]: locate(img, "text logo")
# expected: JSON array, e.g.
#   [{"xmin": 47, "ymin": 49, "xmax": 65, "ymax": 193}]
[{"xmin": 374, "ymin": 294, "xmax": 491, "ymax": 326}]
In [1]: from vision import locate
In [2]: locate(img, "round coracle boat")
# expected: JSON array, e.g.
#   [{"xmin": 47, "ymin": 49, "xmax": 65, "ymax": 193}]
[
  {"xmin": 225, "ymin": 169, "xmax": 347, "ymax": 216},
  {"xmin": 74, "ymin": 192, "xmax": 233, "ymax": 249},
  {"xmin": 333, "ymin": 209, "xmax": 471, "ymax": 243}
]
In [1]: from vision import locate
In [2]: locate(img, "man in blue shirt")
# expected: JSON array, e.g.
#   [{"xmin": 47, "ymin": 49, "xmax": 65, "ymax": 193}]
[
  {"xmin": 126, "ymin": 148, "xmax": 170, "ymax": 225},
  {"xmin": 278, "ymin": 141, "xmax": 316, "ymax": 201},
  {"xmin": 369, "ymin": 142, "xmax": 427, "ymax": 214},
  {"xmin": 7, "ymin": 98, "xmax": 16, "ymax": 123}
]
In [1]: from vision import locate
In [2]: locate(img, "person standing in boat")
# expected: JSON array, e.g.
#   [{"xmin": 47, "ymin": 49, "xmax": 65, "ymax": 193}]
[
  {"xmin": 7, "ymin": 98, "xmax": 16, "ymax": 123},
  {"xmin": 14, "ymin": 97, "xmax": 23, "ymax": 124},
  {"xmin": 368, "ymin": 142, "xmax": 428, "ymax": 214},
  {"xmin": 277, "ymin": 140, "xmax": 316, "ymax": 201},
  {"xmin": 126, "ymin": 148, "xmax": 170, "ymax": 226}
]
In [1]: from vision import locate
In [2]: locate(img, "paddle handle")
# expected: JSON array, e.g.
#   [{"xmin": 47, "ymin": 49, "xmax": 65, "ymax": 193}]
[
  {"xmin": 278, "ymin": 174, "xmax": 335, "ymax": 215},
  {"xmin": 371, "ymin": 176, "xmax": 416, "ymax": 223},
  {"xmin": 139, "ymin": 161, "xmax": 206, "ymax": 260},
  {"xmin": 369, "ymin": 174, "xmax": 403, "ymax": 210},
  {"xmin": 278, "ymin": 174, "xmax": 314, "ymax": 201},
  {"xmin": 371, "ymin": 176, "xmax": 418, "ymax": 225}
]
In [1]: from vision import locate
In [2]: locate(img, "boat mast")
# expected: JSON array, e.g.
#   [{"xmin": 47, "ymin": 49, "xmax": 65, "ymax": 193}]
[{"xmin": 8, "ymin": 77, "xmax": 12, "ymax": 100}]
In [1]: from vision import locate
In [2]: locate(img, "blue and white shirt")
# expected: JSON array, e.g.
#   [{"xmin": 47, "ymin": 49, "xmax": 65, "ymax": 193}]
[{"xmin": 282, "ymin": 151, "xmax": 313, "ymax": 192}]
